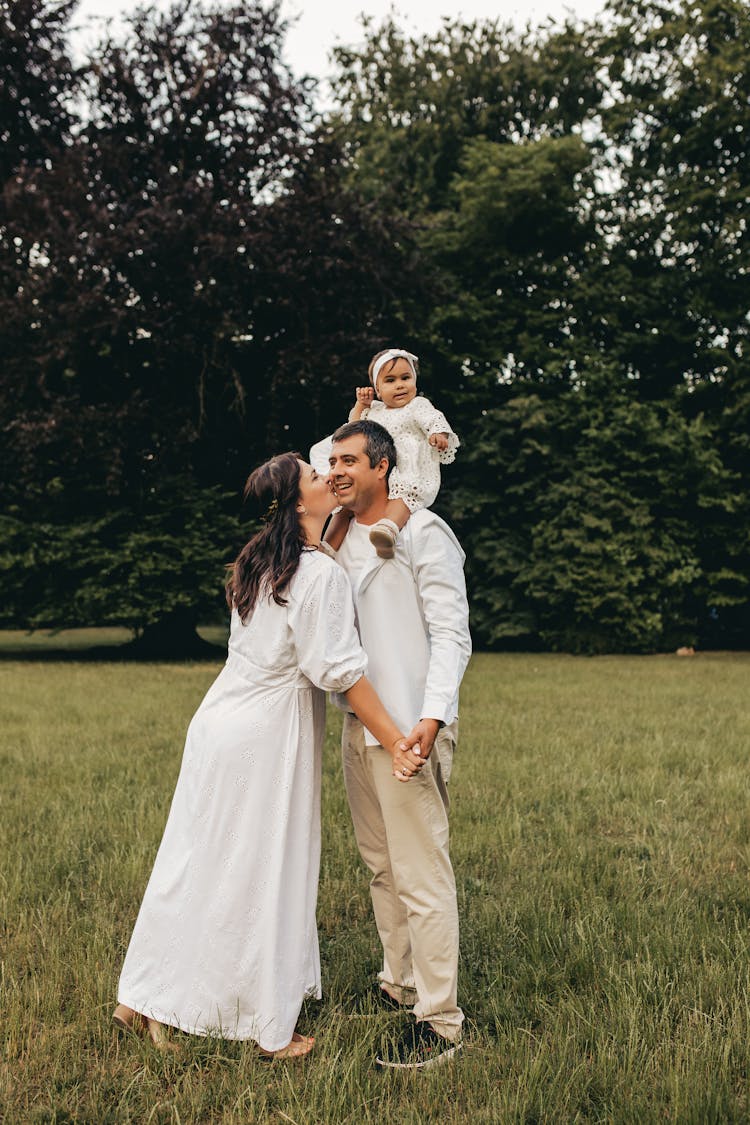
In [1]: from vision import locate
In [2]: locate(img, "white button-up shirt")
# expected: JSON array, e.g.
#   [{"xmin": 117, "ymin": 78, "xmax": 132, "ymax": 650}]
[{"xmin": 334, "ymin": 510, "xmax": 472, "ymax": 745}]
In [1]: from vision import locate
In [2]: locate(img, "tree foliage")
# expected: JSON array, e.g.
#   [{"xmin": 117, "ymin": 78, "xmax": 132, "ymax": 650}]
[
  {"xmin": 446, "ymin": 370, "xmax": 734, "ymax": 652},
  {"xmin": 1, "ymin": 0, "xmax": 748, "ymax": 651},
  {"xmin": 0, "ymin": 0, "xmax": 77, "ymax": 182},
  {"xmin": 0, "ymin": 0, "xmax": 423, "ymax": 643},
  {"xmin": 329, "ymin": 1, "xmax": 749, "ymax": 651}
]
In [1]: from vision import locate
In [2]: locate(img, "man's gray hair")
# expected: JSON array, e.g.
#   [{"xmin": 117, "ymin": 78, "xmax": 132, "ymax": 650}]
[{"xmin": 331, "ymin": 420, "xmax": 397, "ymax": 480}]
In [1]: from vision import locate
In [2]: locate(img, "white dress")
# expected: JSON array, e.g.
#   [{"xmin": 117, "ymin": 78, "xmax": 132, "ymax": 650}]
[
  {"xmin": 117, "ymin": 551, "xmax": 367, "ymax": 1052},
  {"xmin": 363, "ymin": 396, "xmax": 459, "ymax": 512}
]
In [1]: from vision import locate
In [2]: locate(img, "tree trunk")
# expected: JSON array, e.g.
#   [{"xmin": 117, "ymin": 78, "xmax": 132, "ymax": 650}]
[{"xmin": 130, "ymin": 609, "xmax": 223, "ymax": 659}]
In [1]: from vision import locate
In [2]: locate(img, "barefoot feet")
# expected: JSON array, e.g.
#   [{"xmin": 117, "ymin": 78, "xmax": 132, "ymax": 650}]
[
  {"xmin": 258, "ymin": 1031, "xmax": 315, "ymax": 1060},
  {"xmin": 112, "ymin": 1003, "xmax": 180, "ymax": 1053}
]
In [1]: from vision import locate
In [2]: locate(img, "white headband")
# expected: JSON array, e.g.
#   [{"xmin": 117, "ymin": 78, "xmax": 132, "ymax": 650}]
[{"xmin": 371, "ymin": 349, "xmax": 418, "ymax": 395}]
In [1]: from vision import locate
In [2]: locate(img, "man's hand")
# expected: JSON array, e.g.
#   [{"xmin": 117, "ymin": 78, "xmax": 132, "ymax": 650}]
[
  {"xmin": 404, "ymin": 718, "xmax": 441, "ymax": 762},
  {"xmin": 428, "ymin": 432, "xmax": 449, "ymax": 451}
]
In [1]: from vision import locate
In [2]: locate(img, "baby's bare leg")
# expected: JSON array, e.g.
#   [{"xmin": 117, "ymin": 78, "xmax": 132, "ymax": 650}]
[
  {"xmin": 384, "ymin": 499, "xmax": 411, "ymax": 530},
  {"xmin": 323, "ymin": 508, "xmax": 354, "ymax": 551},
  {"xmin": 369, "ymin": 500, "xmax": 411, "ymax": 559}
]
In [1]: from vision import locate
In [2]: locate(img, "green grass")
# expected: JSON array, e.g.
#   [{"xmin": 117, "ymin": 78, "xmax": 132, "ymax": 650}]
[{"xmin": 2, "ymin": 642, "xmax": 750, "ymax": 1122}]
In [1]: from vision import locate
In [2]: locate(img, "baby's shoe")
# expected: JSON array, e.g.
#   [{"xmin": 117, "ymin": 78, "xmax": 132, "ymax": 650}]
[{"xmin": 369, "ymin": 519, "xmax": 400, "ymax": 559}]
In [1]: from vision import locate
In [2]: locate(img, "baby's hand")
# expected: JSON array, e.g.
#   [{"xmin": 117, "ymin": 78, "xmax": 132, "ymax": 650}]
[
  {"xmin": 348, "ymin": 385, "xmax": 375, "ymax": 422},
  {"xmin": 429, "ymin": 432, "xmax": 449, "ymax": 451}
]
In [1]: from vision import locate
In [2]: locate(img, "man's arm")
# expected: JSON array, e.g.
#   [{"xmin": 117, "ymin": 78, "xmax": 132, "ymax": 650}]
[{"xmin": 406, "ymin": 517, "xmax": 471, "ymax": 758}]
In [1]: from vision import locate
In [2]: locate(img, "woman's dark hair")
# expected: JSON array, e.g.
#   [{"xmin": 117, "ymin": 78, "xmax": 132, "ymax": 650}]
[{"xmin": 226, "ymin": 452, "xmax": 305, "ymax": 622}]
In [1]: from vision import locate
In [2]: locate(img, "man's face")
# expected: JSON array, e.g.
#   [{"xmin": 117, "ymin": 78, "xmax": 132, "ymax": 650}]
[{"xmin": 327, "ymin": 434, "xmax": 388, "ymax": 513}]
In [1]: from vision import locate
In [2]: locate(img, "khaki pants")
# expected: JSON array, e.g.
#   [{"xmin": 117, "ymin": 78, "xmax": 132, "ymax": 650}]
[{"xmin": 341, "ymin": 713, "xmax": 463, "ymax": 1041}]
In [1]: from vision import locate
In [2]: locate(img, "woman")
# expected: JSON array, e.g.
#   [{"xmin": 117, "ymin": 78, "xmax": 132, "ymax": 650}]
[{"xmin": 113, "ymin": 453, "xmax": 424, "ymax": 1058}]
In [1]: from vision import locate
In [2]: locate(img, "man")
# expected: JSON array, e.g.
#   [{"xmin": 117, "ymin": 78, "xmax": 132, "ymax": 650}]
[{"xmin": 325, "ymin": 419, "xmax": 472, "ymax": 1070}]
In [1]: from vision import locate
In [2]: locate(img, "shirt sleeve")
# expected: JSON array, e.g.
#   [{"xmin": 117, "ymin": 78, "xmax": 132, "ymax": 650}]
[
  {"xmin": 411, "ymin": 396, "xmax": 460, "ymax": 464},
  {"xmin": 412, "ymin": 521, "xmax": 472, "ymax": 723},
  {"xmin": 288, "ymin": 557, "xmax": 367, "ymax": 694}
]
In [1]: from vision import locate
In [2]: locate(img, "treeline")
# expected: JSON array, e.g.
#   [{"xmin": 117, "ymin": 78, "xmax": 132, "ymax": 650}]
[{"xmin": 1, "ymin": 0, "xmax": 748, "ymax": 652}]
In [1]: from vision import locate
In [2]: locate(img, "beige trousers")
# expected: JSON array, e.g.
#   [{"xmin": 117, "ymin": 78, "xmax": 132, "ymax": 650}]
[{"xmin": 341, "ymin": 713, "xmax": 464, "ymax": 1041}]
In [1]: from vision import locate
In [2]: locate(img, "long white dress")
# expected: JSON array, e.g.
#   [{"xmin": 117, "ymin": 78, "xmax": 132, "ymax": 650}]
[{"xmin": 117, "ymin": 550, "xmax": 367, "ymax": 1051}]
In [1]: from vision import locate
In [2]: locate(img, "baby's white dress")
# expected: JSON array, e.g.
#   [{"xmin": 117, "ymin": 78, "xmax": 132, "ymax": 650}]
[
  {"xmin": 363, "ymin": 395, "xmax": 459, "ymax": 511},
  {"xmin": 117, "ymin": 551, "xmax": 367, "ymax": 1052}
]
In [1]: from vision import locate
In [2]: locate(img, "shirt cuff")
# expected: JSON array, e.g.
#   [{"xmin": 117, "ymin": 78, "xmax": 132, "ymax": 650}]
[{"xmin": 420, "ymin": 698, "xmax": 454, "ymax": 726}]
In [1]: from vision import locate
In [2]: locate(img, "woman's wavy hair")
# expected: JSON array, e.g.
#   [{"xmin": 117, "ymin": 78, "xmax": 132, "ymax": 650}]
[{"xmin": 226, "ymin": 452, "xmax": 306, "ymax": 622}]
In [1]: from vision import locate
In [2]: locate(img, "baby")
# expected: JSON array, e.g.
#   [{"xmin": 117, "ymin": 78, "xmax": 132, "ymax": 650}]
[{"xmin": 325, "ymin": 348, "xmax": 459, "ymax": 558}]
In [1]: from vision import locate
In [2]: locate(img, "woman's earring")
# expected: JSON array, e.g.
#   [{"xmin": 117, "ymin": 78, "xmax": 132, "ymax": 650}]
[{"xmin": 297, "ymin": 505, "xmax": 307, "ymax": 515}]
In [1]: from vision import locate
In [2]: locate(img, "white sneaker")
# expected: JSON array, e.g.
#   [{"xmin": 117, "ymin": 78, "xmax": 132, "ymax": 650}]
[{"xmin": 368, "ymin": 519, "xmax": 399, "ymax": 559}]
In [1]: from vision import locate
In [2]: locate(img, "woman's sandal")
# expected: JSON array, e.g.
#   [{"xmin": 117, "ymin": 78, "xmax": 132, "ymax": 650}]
[
  {"xmin": 258, "ymin": 1031, "xmax": 315, "ymax": 1060},
  {"xmin": 112, "ymin": 1003, "xmax": 180, "ymax": 1053}
]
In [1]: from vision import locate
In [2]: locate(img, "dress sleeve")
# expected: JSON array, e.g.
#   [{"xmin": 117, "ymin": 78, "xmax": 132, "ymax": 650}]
[
  {"xmin": 288, "ymin": 557, "xmax": 368, "ymax": 693},
  {"xmin": 362, "ymin": 401, "xmax": 387, "ymax": 421},
  {"xmin": 411, "ymin": 396, "xmax": 460, "ymax": 464},
  {"xmin": 309, "ymin": 434, "xmax": 334, "ymax": 474}
]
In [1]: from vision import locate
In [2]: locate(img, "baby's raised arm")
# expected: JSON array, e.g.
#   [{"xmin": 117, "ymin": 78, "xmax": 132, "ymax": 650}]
[{"xmin": 348, "ymin": 386, "xmax": 374, "ymax": 422}]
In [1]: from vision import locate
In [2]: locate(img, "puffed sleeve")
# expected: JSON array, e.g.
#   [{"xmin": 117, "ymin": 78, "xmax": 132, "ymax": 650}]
[
  {"xmin": 411, "ymin": 396, "xmax": 460, "ymax": 464},
  {"xmin": 309, "ymin": 434, "xmax": 333, "ymax": 474},
  {"xmin": 288, "ymin": 556, "xmax": 368, "ymax": 693}
]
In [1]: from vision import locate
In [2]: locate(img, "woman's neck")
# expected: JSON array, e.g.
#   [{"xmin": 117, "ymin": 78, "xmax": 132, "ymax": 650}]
[{"xmin": 299, "ymin": 514, "xmax": 326, "ymax": 548}]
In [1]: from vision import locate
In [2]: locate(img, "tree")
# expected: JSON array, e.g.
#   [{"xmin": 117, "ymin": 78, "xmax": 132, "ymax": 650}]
[
  {"xmin": 326, "ymin": 14, "xmax": 608, "ymax": 416},
  {"xmin": 593, "ymin": 0, "xmax": 750, "ymax": 642},
  {"xmin": 0, "ymin": 0, "xmax": 425, "ymax": 647},
  {"xmin": 330, "ymin": 4, "xmax": 750, "ymax": 650},
  {"xmin": 328, "ymin": 15, "xmax": 604, "ymax": 215},
  {"xmin": 445, "ymin": 366, "xmax": 732, "ymax": 652},
  {"xmin": 0, "ymin": 0, "xmax": 77, "ymax": 183}
]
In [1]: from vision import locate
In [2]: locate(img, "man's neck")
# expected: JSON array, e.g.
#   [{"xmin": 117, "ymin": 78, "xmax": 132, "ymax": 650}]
[{"xmin": 351, "ymin": 497, "xmax": 389, "ymax": 527}]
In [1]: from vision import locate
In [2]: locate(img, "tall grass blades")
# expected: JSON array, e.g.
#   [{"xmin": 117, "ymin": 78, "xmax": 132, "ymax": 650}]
[{"xmin": 1, "ymin": 643, "xmax": 749, "ymax": 1122}]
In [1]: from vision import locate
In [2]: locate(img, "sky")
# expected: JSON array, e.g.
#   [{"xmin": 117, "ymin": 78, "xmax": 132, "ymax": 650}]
[{"xmin": 72, "ymin": 0, "xmax": 608, "ymax": 83}]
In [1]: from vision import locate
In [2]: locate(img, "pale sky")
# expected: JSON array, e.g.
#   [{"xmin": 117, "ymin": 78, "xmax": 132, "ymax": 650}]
[{"xmin": 72, "ymin": 0, "xmax": 607, "ymax": 84}]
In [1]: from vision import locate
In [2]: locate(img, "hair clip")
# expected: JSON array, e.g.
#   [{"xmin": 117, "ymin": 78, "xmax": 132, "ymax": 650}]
[{"xmin": 261, "ymin": 498, "xmax": 279, "ymax": 524}]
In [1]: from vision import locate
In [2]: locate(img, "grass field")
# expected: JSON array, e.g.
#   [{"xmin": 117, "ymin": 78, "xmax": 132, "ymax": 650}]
[{"xmin": 2, "ymin": 634, "xmax": 750, "ymax": 1122}]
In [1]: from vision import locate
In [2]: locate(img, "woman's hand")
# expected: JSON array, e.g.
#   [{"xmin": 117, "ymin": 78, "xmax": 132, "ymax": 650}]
[{"xmin": 389, "ymin": 738, "xmax": 425, "ymax": 782}]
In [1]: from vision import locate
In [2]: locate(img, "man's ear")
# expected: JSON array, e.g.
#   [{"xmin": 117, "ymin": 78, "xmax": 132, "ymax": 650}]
[{"xmin": 376, "ymin": 457, "xmax": 390, "ymax": 479}]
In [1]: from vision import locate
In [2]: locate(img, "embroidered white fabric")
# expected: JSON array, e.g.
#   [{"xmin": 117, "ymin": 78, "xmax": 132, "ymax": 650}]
[
  {"xmin": 362, "ymin": 395, "xmax": 459, "ymax": 512},
  {"xmin": 117, "ymin": 551, "xmax": 366, "ymax": 1052}
]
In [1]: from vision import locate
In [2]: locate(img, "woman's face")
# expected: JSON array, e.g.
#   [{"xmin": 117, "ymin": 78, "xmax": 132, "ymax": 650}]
[{"xmin": 297, "ymin": 460, "xmax": 338, "ymax": 520}]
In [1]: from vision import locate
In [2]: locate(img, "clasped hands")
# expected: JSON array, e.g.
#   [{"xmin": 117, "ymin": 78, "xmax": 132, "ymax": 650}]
[{"xmin": 390, "ymin": 718, "xmax": 441, "ymax": 783}]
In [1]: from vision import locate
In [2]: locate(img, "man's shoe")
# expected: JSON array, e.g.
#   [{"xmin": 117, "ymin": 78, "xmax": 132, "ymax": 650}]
[
  {"xmin": 376, "ymin": 1021, "xmax": 462, "ymax": 1070},
  {"xmin": 377, "ymin": 985, "xmax": 411, "ymax": 1011}
]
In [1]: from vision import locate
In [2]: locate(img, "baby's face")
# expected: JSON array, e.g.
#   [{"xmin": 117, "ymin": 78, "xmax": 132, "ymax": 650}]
[{"xmin": 377, "ymin": 359, "xmax": 416, "ymax": 409}]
